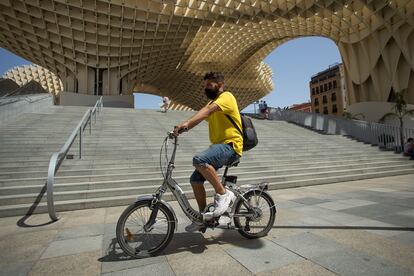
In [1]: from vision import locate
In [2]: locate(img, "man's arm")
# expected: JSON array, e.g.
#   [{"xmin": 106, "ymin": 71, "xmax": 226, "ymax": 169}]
[{"xmin": 173, "ymin": 103, "xmax": 221, "ymax": 135}]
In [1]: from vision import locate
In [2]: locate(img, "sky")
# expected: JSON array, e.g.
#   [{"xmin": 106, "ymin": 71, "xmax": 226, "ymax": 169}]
[{"xmin": 1, "ymin": 36, "xmax": 342, "ymax": 111}]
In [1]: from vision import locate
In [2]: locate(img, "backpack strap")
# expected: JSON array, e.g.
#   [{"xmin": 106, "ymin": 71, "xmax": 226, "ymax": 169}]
[{"xmin": 226, "ymin": 114, "xmax": 243, "ymax": 135}]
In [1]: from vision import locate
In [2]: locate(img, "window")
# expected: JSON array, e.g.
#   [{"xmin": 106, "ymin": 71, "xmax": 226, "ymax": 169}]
[
  {"xmin": 331, "ymin": 93, "xmax": 337, "ymax": 102},
  {"xmin": 314, "ymin": 98, "xmax": 319, "ymax": 106},
  {"xmin": 323, "ymin": 95, "xmax": 327, "ymax": 104},
  {"xmin": 333, "ymin": 80, "xmax": 337, "ymax": 88},
  {"xmin": 332, "ymin": 104, "xmax": 338, "ymax": 113},
  {"xmin": 324, "ymin": 83, "xmax": 328, "ymax": 91},
  {"xmin": 316, "ymin": 87, "xmax": 319, "ymax": 94},
  {"xmin": 323, "ymin": 106, "xmax": 328, "ymax": 114},
  {"xmin": 320, "ymin": 85, "xmax": 323, "ymax": 92},
  {"xmin": 329, "ymin": 82, "xmax": 332, "ymax": 90},
  {"xmin": 312, "ymin": 88, "xmax": 315, "ymax": 95}
]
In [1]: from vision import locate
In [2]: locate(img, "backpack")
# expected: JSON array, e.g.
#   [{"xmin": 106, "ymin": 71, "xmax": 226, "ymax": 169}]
[{"xmin": 226, "ymin": 114, "xmax": 258, "ymax": 151}]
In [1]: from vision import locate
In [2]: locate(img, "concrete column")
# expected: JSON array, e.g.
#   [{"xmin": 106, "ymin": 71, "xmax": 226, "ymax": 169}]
[{"xmin": 103, "ymin": 69, "xmax": 120, "ymax": 96}]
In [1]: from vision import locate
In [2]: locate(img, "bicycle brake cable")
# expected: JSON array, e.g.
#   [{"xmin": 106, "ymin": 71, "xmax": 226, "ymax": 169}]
[{"xmin": 159, "ymin": 136, "xmax": 168, "ymax": 178}]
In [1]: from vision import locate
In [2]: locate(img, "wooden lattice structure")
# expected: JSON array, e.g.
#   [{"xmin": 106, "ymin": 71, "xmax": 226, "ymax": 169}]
[{"xmin": 1, "ymin": 0, "xmax": 413, "ymax": 109}]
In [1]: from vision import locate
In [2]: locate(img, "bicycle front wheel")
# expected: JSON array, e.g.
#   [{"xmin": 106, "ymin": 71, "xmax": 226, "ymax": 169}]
[
  {"xmin": 116, "ymin": 200, "xmax": 175, "ymax": 258},
  {"xmin": 234, "ymin": 190, "xmax": 276, "ymax": 239}
]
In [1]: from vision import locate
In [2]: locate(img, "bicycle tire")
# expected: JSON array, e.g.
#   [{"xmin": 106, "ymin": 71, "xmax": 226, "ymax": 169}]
[
  {"xmin": 233, "ymin": 190, "xmax": 276, "ymax": 239},
  {"xmin": 116, "ymin": 199, "xmax": 175, "ymax": 258}
]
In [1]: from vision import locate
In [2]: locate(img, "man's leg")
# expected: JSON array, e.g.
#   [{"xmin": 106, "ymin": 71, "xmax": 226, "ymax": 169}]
[
  {"xmin": 191, "ymin": 183, "xmax": 207, "ymax": 211},
  {"xmin": 192, "ymin": 145, "xmax": 237, "ymax": 217},
  {"xmin": 186, "ymin": 172, "xmax": 207, "ymax": 232},
  {"xmin": 195, "ymin": 164, "xmax": 226, "ymax": 195}
]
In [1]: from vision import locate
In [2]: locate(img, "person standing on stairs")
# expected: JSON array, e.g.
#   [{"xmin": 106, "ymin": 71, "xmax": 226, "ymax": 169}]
[{"xmin": 173, "ymin": 72, "xmax": 243, "ymax": 232}]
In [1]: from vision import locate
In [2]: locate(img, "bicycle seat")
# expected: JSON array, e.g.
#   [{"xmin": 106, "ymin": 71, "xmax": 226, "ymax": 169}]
[{"xmin": 226, "ymin": 158, "xmax": 240, "ymax": 167}]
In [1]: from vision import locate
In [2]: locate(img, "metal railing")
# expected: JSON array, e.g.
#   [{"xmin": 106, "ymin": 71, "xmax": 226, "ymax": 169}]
[
  {"xmin": 267, "ymin": 108, "xmax": 414, "ymax": 152},
  {"xmin": 47, "ymin": 97, "xmax": 103, "ymax": 220}
]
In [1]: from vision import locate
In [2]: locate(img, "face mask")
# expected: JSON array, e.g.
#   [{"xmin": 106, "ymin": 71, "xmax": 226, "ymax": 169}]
[{"xmin": 205, "ymin": 87, "xmax": 219, "ymax": 100}]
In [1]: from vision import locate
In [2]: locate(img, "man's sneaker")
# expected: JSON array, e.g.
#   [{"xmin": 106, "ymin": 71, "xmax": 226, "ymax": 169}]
[
  {"xmin": 213, "ymin": 189, "xmax": 236, "ymax": 217},
  {"xmin": 185, "ymin": 221, "xmax": 204, "ymax": 232}
]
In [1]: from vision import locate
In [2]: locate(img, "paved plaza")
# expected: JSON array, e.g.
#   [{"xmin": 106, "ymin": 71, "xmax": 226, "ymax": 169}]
[{"xmin": 1, "ymin": 174, "xmax": 413, "ymax": 276}]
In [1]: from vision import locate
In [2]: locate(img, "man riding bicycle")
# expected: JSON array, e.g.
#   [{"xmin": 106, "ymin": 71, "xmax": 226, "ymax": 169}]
[{"xmin": 173, "ymin": 72, "xmax": 243, "ymax": 232}]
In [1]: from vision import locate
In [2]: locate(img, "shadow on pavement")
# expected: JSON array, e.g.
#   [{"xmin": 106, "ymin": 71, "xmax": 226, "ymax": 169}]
[
  {"xmin": 99, "ymin": 230, "xmax": 265, "ymax": 262},
  {"xmin": 273, "ymin": 225, "xmax": 414, "ymax": 231},
  {"xmin": 16, "ymin": 183, "xmax": 56, "ymax": 228}
]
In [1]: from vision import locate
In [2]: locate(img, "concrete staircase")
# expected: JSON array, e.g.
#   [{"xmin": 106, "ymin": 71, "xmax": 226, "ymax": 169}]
[{"xmin": 1, "ymin": 107, "xmax": 413, "ymax": 217}]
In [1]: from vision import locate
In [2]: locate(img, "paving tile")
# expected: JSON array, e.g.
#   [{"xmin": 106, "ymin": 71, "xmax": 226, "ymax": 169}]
[
  {"xmin": 313, "ymin": 229, "xmax": 414, "ymax": 270},
  {"xmin": 0, "ymin": 263, "xmax": 32, "ymax": 276},
  {"xmin": 387, "ymin": 191, "xmax": 414, "ymax": 199},
  {"xmin": 102, "ymin": 262, "xmax": 175, "ymax": 276},
  {"xmin": 336, "ymin": 199, "xmax": 377, "ymax": 208},
  {"xmin": 392, "ymin": 198, "xmax": 414, "ymax": 208},
  {"xmin": 105, "ymin": 206, "xmax": 128, "ymax": 224},
  {"xmin": 374, "ymin": 214, "xmax": 414, "ymax": 228},
  {"xmin": 338, "ymin": 191, "xmax": 370, "ymax": 199},
  {"xmin": 0, "ymin": 230, "xmax": 57, "ymax": 266},
  {"xmin": 274, "ymin": 200, "xmax": 306, "ymax": 209},
  {"xmin": 167, "ymin": 243, "xmax": 251, "ymax": 276},
  {"xmin": 345, "ymin": 218, "xmax": 408, "ymax": 237},
  {"xmin": 62, "ymin": 208, "xmax": 106, "ymax": 228},
  {"xmin": 313, "ymin": 248, "xmax": 413, "ymax": 276},
  {"xmin": 322, "ymin": 212, "xmax": 366, "ymax": 225},
  {"xmin": 255, "ymin": 260, "xmax": 335, "ymax": 276},
  {"xmin": 289, "ymin": 205, "xmax": 337, "ymax": 218},
  {"xmin": 315, "ymin": 201, "xmax": 351, "ymax": 211},
  {"xmin": 223, "ymin": 238, "xmax": 303, "ymax": 273},
  {"xmin": 291, "ymin": 197, "xmax": 331, "ymax": 205},
  {"xmin": 41, "ymin": 235, "xmax": 103, "ymax": 259},
  {"xmin": 272, "ymin": 232, "xmax": 350, "ymax": 259},
  {"xmin": 29, "ymin": 250, "xmax": 101, "ymax": 276},
  {"xmin": 267, "ymin": 227, "xmax": 309, "ymax": 240},
  {"xmin": 55, "ymin": 224, "xmax": 105, "ymax": 240},
  {"xmin": 101, "ymin": 253, "xmax": 167, "ymax": 274},
  {"xmin": 391, "ymin": 232, "xmax": 414, "ymax": 245},
  {"xmin": 341, "ymin": 203, "xmax": 410, "ymax": 219},
  {"xmin": 364, "ymin": 188, "xmax": 397, "ymax": 193},
  {"xmin": 396, "ymin": 209, "xmax": 414, "ymax": 218},
  {"xmin": 273, "ymin": 208, "xmax": 304, "ymax": 224}
]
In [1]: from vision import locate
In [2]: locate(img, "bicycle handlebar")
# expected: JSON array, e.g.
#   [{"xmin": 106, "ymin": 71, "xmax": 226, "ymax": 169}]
[{"xmin": 168, "ymin": 127, "xmax": 188, "ymax": 139}]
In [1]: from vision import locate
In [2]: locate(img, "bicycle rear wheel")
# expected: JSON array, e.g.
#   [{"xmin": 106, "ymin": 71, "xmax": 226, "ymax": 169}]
[
  {"xmin": 116, "ymin": 200, "xmax": 175, "ymax": 258},
  {"xmin": 234, "ymin": 190, "xmax": 276, "ymax": 239}
]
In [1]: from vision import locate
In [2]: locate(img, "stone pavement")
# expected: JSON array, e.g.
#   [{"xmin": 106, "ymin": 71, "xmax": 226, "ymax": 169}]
[{"xmin": 1, "ymin": 174, "xmax": 414, "ymax": 276}]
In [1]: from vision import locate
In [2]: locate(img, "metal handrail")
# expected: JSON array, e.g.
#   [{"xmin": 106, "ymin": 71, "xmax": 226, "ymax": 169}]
[
  {"xmin": 267, "ymin": 107, "xmax": 414, "ymax": 152},
  {"xmin": 47, "ymin": 97, "xmax": 103, "ymax": 220}
]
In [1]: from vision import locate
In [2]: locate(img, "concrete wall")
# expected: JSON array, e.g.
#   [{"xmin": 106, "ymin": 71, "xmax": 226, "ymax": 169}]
[
  {"xmin": 347, "ymin": 102, "xmax": 414, "ymax": 129},
  {"xmin": 0, "ymin": 94, "xmax": 52, "ymax": 125},
  {"xmin": 60, "ymin": 92, "xmax": 134, "ymax": 108}
]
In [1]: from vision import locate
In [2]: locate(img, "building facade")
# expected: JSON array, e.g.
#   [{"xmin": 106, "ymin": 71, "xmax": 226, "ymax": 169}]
[
  {"xmin": 289, "ymin": 102, "xmax": 312, "ymax": 112},
  {"xmin": 310, "ymin": 64, "xmax": 347, "ymax": 116}
]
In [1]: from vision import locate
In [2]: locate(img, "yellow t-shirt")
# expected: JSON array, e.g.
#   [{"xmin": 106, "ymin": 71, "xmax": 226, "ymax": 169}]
[{"xmin": 207, "ymin": 91, "xmax": 243, "ymax": 156}]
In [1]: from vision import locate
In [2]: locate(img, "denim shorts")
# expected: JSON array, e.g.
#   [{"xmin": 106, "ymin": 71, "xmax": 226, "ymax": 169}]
[{"xmin": 190, "ymin": 143, "xmax": 239, "ymax": 184}]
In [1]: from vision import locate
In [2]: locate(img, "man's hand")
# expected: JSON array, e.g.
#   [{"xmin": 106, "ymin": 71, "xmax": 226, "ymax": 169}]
[{"xmin": 173, "ymin": 121, "xmax": 189, "ymax": 136}]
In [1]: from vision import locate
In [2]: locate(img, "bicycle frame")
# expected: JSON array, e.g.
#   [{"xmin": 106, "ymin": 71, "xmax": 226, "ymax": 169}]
[{"xmin": 143, "ymin": 134, "xmax": 269, "ymax": 230}]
